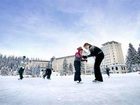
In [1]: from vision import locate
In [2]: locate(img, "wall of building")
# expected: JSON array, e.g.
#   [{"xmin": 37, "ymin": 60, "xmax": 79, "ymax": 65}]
[
  {"xmin": 52, "ymin": 56, "xmax": 75, "ymax": 74},
  {"xmin": 25, "ymin": 60, "xmax": 49, "ymax": 77},
  {"xmin": 101, "ymin": 41, "xmax": 127, "ymax": 73}
]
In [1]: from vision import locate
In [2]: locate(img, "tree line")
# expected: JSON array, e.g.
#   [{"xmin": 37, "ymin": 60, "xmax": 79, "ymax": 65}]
[
  {"xmin": 0, "ymin": 55, "xmax": 28, "ymax": 75},
  {"xmin": 0, "ymin": 54, "xmax": 42, "ymax": 76}
]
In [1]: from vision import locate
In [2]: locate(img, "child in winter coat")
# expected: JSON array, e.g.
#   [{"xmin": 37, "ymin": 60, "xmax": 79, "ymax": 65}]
[{"xmin": 74, "ymin": 47, "xmax": 87, "ymax": 83}]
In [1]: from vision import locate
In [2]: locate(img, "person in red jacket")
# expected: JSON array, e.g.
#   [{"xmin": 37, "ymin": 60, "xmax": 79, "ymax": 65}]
[
  {"xmin": 83, "ymin": 43, "xmax": 104, "ymax": 82},
  {"xmin": 74, "ymin": 47, "xmax": 87, "ymax": 83}
]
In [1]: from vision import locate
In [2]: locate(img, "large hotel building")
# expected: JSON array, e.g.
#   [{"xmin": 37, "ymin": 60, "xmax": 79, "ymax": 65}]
[
  {"xmin": 51, "ymin": 41, "xmax": 128, "ymax": 75},
  {"xmin": 101, "ymin": 41, "xmax": 127, "ymax": 73}
]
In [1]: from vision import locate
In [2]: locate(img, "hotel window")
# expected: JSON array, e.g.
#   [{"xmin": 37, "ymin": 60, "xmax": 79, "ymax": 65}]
[{"xmin": 124, "ymin": 67, "xmax": 125, "ymax": 70}]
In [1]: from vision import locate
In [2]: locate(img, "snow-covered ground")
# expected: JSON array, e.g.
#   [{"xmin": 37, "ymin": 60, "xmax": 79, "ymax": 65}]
[{"xmin": 0, "ymin": 73, "xmax": 140, "ymax": 105}]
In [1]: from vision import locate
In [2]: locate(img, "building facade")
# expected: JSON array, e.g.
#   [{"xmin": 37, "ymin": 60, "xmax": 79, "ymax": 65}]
[
  {"xmin": 101, "ymin": 41, "xmax": 127, "ymax": 73},
  {"xmin": 52, "ymin": 55, "xmax": 75, "ymax": 75},
  {"xmin": 25, "ymin": 60, "xmax": 49, "ymax": 77},
  {"xmin": 52, "ymin": 55, "xmax": 93, "ymax": 75}
]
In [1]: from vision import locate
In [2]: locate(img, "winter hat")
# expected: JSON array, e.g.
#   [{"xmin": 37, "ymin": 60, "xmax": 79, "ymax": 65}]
[{"xmin": 77, "ymin": 47, "xmax": 83, "ymax": 51}]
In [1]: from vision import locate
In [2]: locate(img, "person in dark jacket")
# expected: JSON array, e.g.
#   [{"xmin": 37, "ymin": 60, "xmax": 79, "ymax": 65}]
[
  {"xmin": 18, "ymin": 56, "xmax": 26, "ymax": 80},
  {"xmin": 74, "ymin": 47, "xmax": 87, "ymax": 83},
  {"xmin": 43, "ymin": 68, "xmax": 52, "ymax": 80},
  {"xmin": 105, "ymin": 66, "xmax": 110, "ymax": 77},
  {"xmin": 83, "ymin": 43, "xmax": 104, "ymax": 82},
  {"xmin": 46, "ymin": 68, "xmax": 52, "ymax": 79},
  {"xmin": 18, "ymin": 67, "xmax": 24, "ymax": 80}
]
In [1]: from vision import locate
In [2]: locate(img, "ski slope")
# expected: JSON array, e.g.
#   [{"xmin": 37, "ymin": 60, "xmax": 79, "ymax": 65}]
[{"xmin": 0, "ymin": 73, "xmax": 140, "ymax": 105}]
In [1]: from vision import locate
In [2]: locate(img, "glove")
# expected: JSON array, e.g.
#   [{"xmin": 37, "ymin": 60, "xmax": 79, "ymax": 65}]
[{"xmin": 82, "ymin": 56, "xmax": 88, "ymax": 59}]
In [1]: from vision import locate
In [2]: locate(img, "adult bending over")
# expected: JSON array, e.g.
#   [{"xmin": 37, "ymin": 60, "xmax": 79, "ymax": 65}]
[{"xmin": 83, "ymin": 43, "xmax": 104, "ymax": 82}]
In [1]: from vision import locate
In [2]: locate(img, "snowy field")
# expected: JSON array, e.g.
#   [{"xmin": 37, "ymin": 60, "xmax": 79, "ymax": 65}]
[{"xmin": 0, "ymin": 73, "xmax": 140, "ymax": 105}]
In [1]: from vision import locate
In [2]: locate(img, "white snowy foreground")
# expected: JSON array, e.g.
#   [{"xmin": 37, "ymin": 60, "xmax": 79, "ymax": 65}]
[{"xmin": 0, "ymin": 73, "xmax": 140, "ymax": 105}]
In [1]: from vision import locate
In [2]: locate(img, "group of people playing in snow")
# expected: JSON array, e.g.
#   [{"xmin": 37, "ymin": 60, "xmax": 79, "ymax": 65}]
[
  {"xmin": 18, "ymin": 56, "xmax": 53, "ymax": 80},
  {"xmin": 18, "ymin": 42, "xmax": 105, "ymax": 83}
]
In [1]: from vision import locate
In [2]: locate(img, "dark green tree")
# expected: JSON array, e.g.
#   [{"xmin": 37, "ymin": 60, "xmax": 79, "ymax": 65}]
[
  {"xmin": 126, "ymin": 43, "xmax": 137, "ymax": 72},
  {"xmin": 62, "ymin": 58, "xmax": 68, "ymax": 76},
  {"xmin": 68, "ymin": 63, "xmax": 73, "ymax": 75}
]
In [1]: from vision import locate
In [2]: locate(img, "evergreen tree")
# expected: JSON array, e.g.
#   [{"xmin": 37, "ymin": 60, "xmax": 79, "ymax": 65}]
[
  {"xmin": 137, "ymin": 44, "xmax": 140, "ymax": 63},
  {"xmin": 126, "ymin": 43, "xmax": 137, "ymax": 72},
  {"xmin": 36, "ymin": 66, "xmax": 40, "ymax": 77},
  {"xmin": 62, "ymin": 58, "xmax": 68, "ymax": 76},
  {"xmin": 137, "ymin": 44, "xmax": 140, "ymax": 70},
  {"xmin": 68, "ymin": 63, "xmax": 73, "ymax": 75}
]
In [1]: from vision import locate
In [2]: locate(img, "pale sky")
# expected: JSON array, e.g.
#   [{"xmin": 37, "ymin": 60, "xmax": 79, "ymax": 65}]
[{"xmin": 0, "ymin": 0, "xmax": 140, "ymax": 60}]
